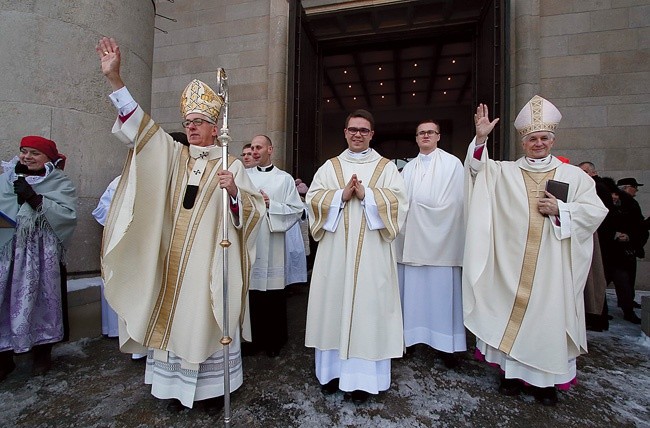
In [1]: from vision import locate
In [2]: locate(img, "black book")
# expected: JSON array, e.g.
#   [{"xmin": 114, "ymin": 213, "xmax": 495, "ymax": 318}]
[{"xmin": 545, "ymin": 179, "xmax": 569, "ymax": 202}]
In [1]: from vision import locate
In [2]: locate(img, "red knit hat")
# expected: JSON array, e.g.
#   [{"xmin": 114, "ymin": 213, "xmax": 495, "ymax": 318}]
[{"xmin": 20, "ymin": 136, "xmax": 67, "ymax": 170}]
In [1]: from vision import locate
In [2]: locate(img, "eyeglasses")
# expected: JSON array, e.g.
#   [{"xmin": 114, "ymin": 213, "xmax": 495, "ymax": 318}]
[
  {"xmin": 346, "ymin": 127, "xmax": 371, "ymax": 136},
  {"xmin": 416, "ymin": 130, "xmax": 440, "ymax": 137},
  {"xmin": 182, "ymin": 118, "xmax": 215, "ymax": 128}
]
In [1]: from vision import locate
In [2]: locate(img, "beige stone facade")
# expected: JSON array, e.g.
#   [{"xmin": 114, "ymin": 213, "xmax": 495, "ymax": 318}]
[
  {"xmin": 0, "ymin": 0, "xmax": 647, "ymax": 286},
  {"xmin": 151, "ymin": 0, "xmax": 289, "ymax": 165}
]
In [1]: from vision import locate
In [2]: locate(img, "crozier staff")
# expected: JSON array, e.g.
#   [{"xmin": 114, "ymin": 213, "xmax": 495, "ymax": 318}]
[{"xmin": 96, "ymin": 37, "xmax": 265, "ymax": 412}]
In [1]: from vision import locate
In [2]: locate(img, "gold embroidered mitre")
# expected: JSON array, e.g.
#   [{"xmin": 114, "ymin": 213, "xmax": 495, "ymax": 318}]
[
  {"xmin": 514, "ymin": 95, "xmax": 562, "ymax": 137},
  {"xmin": 180, "ymin": 79, "xmax": 224, "ymax": 123}
]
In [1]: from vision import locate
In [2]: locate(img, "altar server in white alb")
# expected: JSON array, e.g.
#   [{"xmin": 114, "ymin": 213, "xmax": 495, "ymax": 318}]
[
  {"xmin": 96, "ymin": 37, "xmax": 265, "ymax": 411},
  {"xmin": 246, "ymin": 135, "xmax": 304, "ymax": 357},
  {"xmin": 92, "ymin": 176, "xmax": 120, "ymax": 339},
  {"xmin": 463, "ymin": 97, "xmax": 607, "ymax": 406},
  {"xmin": 395, "ymin": 119, "xmax": 466, "ymax": 368},
  {"xmin": 305, "ymin": 109, "xmax": 408, "ymax": 404}
]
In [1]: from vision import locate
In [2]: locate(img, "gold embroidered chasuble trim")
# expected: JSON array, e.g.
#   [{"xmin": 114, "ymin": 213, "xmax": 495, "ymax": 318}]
[
  {"xmin": 330, "ymin": 157, "xmax": 349, "ymax": 239},
  {"xmin": 144, "ymin": 149, "xmax": 223, "ymax": 349},
  {"xmin": 327, "ymin": 156, "xmax": 390, "ymax": 355},
  {"xmin": 498, "ymin": 168, "xmax": 556, "ymax": 354},
  {"xmin": 238, "ymin": 167, "xmax": 262, "ymax": 326},
  {"xmin": 372, "ymin": 188, "xmax": 399, "ymax": 240},
  {"xmin": 102, "ymin": 114, "xmax": 159, "ymax": 264},
  {"xmin": 310, "ymin": 190, "xmax": 335, "ymax": 238},
  {"xmin": 135, "ymin": 119, "xmax": 160, "ymax": 155}
]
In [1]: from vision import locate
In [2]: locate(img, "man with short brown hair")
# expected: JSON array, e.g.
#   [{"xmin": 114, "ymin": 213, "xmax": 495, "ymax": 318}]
[
  {"xmin": 305, "ymin": 109, "xmax": 408, "ymax": 404},
  {"xmin": 241, "ymin": 143, "xmax": 255, "ymax": 169},
  {"xmin": 395, "ymin": 119, "xmax": 466, "ymax": 368}
]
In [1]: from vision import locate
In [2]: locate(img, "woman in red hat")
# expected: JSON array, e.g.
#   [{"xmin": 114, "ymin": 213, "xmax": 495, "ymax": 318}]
[{"xmin": 0, "ymin": 136, "xmax": 77, "ymax": 381}]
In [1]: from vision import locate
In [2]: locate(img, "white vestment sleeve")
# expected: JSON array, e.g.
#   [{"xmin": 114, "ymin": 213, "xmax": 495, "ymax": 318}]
[
  {"xmin": 361, "ymin": 189, "xmax": 385, "ymax": 230},
  {"xmin": 322, "ymin": 189, "xmax": 345, "ymax": 232},
  {"xmin": 550, "ymin": 200, "xmax": 571, "ymax": 240},
  {"xmin": 468, "ymin": 137, "xmax": 487, "ymax": 176},
  {"xmin": 109, "ymin": 86, "xmax": 138, "ymax": 116},
  {"xmin": 229, "ymin": 189, "xmax": 243, "ymax": 228},
  {"xmin": 92, "ymin": 177, "xmax": 119, "ymax": 226},
  {"xmin": 266, "ymin": 179, "xmax": 305, "ymax": 232}
]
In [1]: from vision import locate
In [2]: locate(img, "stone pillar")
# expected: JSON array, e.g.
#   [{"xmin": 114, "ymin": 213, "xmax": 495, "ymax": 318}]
[
  {"xmin": 0, "ymin": 1, "xmax": 155, "ymax": 273},
  {"xmin": 511, "ymin": 0, "xmax": 541, "ymax": 158},
  {"xmin": 268, "ymin": 0, "xmax": 290, "ymax": 168}
]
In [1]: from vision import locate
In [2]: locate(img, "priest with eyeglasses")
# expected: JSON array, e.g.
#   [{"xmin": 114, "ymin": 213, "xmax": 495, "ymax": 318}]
[
  {"xmin": 96, "ymin": 37, "xmax": 265, "ymax": 412},
  {"xmin": 305, "ymin": 109, "xmax": 408, "ymax": 404},
  {"xmin": 394, "ymin": 120, "xmax": 466, "ymax": 368}
]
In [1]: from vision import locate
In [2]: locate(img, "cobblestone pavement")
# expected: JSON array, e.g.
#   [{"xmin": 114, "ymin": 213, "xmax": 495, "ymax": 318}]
[{"xmin": 1, "ymin": 288, "xmax": 648, "ymax": 427}]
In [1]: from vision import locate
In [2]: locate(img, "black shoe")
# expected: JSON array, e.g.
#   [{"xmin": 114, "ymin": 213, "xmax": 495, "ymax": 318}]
[
  {"xmin": 0, "ymin": 360, "xmax": 16, "ymax": 382},
  {"xmin": 586, "ymin": 324, "xmax": 603, "ymax": 332},
  {"xmin": 351, "ymin": 390, "xmax": 369, "ymax": 404},
  {"xmin": 199, "ymin": 396, "xmax": 224, "ymax": 414},
  {"xmin": 166, "ymin": 399, "xmax": 185, "ymax": 412},
  {"xmin": 32, "ymin": 345, "xmax": 53, "ymax": 376},
  {"xmin": 0, "ymin": 351, "xmax": 15, "ymax": 383},
  {"xmin": 498, "ymin": 377, "xmax": 521, "ymax": 396},
  {"xmin": 533, "ymin": 387, "xmax": 558, "ymax": 406},
  {"xmin": 440, "ymin": 352, "xmax": 459, "ymax": 369},
  {"xmin": 240, "ymin": 342, "xmax": 259, "ymax": 357},
  {"xmin": 633, "ymin": 301, "xmax": 641, "ymax": 309},
  {"xmin": 623, "ymin": 313, "xmax": 641, "ymax": 324},
  {"xmin": 321, "ymin": 378, "xmax": 339, "ymax": 395}
]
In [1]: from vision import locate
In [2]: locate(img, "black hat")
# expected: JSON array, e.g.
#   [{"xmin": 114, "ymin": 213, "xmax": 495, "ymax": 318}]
[{"xmin": 617, "ymin": 177, "xmax": 643, "ymax": 187}]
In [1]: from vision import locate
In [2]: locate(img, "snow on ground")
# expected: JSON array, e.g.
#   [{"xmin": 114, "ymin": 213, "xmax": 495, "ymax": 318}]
[{"xmin": 0, "ymin": 289, "xmax": 648, "ymax": 427}]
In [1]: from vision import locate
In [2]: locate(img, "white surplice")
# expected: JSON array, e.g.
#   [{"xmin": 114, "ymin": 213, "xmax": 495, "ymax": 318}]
[{"xmin": 247, "ymin": 166, "xmax": 304, "ymax": 291}]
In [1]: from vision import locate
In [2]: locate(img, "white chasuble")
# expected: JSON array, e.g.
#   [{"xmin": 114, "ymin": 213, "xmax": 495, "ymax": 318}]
[
  {"xmin": 101, "ymin": 106, "xmax": 266, "ymax": 365},
  {"xmin": 305, "ymin": 149, "xmax": 408, "ymax": 361},
  {"xmin": 462, "ymin": 138, "xmax": 607, "ymax": 382},
  {"xmin": 247, "ymin": 167, "xmax": 305, "ymax": 291}
]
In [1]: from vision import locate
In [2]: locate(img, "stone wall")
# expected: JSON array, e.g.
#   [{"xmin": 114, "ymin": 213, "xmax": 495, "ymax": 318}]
[
  {"xmin": 0, "ymin": 1, "xmax": 155, "ymax": 274},
  {"xmin": 151, "ymin": 0, "xmax": 289, "ymax": 167},
  {"xmin": 511, "ymin": 0, "xmax": 650, "ymax": 289}
]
